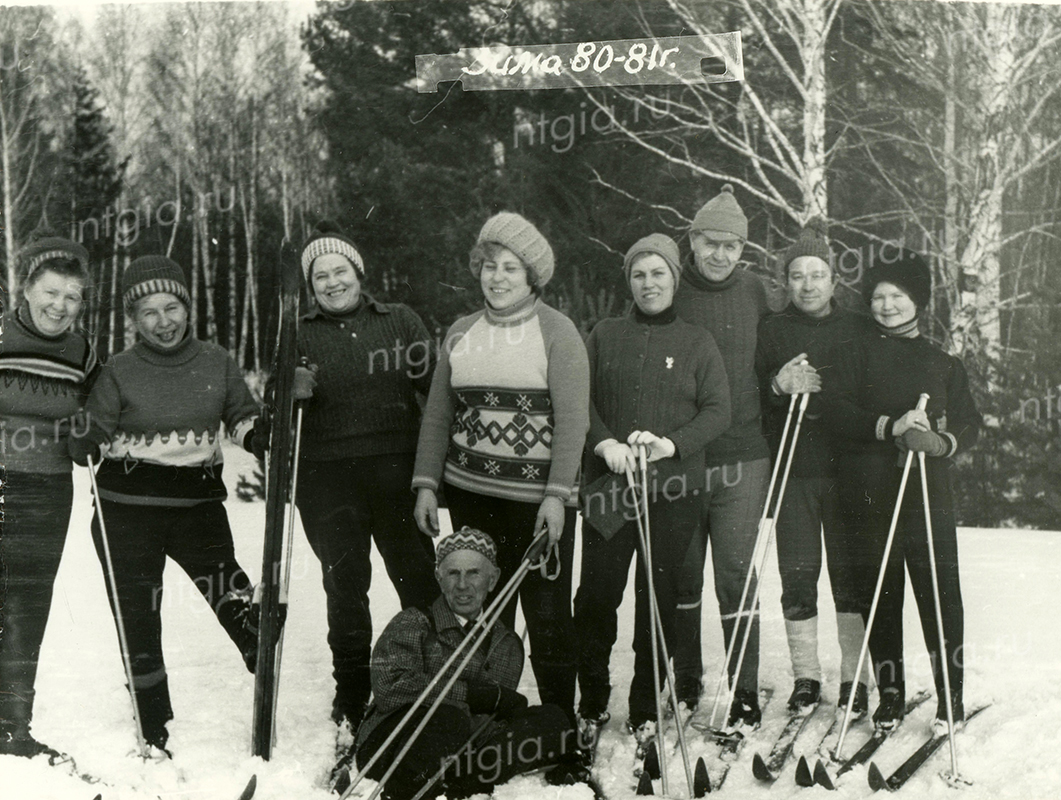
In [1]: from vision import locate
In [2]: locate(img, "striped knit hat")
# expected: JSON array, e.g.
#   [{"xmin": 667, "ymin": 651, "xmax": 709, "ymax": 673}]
[
  {"xmin": 300, "ymin": 220, "xmax": 364, "ymax": 282},
  {"xmin": 435, "ymin": 526, "xmax": 498, "ymax": 568},
  {"xmin": 691, "ymin": 184, "xmax": 748, "ymax": 240},
  {"xmin": 471, "ymin": 212, "xmax": 555, "ymax": 287},
  {"xmin": 624, "ymin": 233, "xmax": 682, "ymax": 284},
  {"xmin": 782, "ymin": 217, "xmax": 832, "ymax": 276},
  {"xmin": 20, "ymin": 236, "xmax": 90, "ymax": 286},
  {"xmin": 122, "ymin": 255, "xmax": 191, "ymax": 311}
]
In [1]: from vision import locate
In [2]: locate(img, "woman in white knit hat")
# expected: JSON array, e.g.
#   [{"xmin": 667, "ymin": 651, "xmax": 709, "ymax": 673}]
[{"xmin": 412, "ymin": 211, "xmax": 589, "ymax": 722}]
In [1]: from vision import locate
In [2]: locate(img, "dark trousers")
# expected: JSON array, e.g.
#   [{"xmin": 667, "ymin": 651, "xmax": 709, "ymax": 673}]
[
  {"xmin": 775, "ymin": 475, "xmax": 860, "ymax": 619},
  {"xmin": 840, "ymin": 457, "xmax": 964, "ymax": 714},
  {"xmin": 0, "ymin": 471, "xmax": 73, "ymax": 737},
  {"xmin": 295, "ymin": 453, "xmax": 438, "ymax": 722},
  {"xmin": 672, "ymin": 458, "xmax": 770, "ymax": 699},
  {"xmin": 90, "ymin": 498, "xmax": 252, "ymax": 738},
  {"xmin": 574, "ymin": 493, "xmax": 699, "ymax": 724},
  {"xmin": 357, "ymin": 703, "xmax": 576, "ymax": 800},
  {"xmin": 444, "ymin": 484, "xmax": 577, "ymax": 718}
]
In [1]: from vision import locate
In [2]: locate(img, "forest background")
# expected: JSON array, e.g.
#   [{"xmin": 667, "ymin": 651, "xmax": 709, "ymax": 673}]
[{"xmin": 1, "ymin": 0, "xmax": 1059, "ymax": 528}]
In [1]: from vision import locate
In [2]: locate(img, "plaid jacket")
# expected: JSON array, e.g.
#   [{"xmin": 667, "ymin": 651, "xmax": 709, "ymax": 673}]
[{"xmin": 356, "ymin": 595, "xmax": 524, "ymax": 747}]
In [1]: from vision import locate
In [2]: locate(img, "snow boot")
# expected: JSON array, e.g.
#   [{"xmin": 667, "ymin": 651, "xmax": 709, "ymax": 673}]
[
  {"xmin": 0, "ymin": 722, "xmax": 64, "ymax": 762},
  {"xmin": 135, "ymin": 676, "xmax": 174, "ymax": 756},
  {"xmin": 787, "ymin": 678, "xmax": 821, "ymax": 713},
  {"xmin": 727, "ymin": 687, "xmax": 762, "ymax": 730},
  {"xmin": 626, "ymin": 717, "xmax": 657, "ymax": 760},
  {"xmin": 576, "ymin": 710, "xmax": 610, "ymax": 760},
  {"xmin": 838, "ymin": 681, "xmax": 869, "ymax": 718},
  {"xmin": 216, "ymin": 587, "xmax": 259, "ymax": 674},
  {"xmin": 873, "ymin": 686, "xmax": 905, "ymax": 732},
  {"xmin": 933, "ymin": 693, "xmax": 964, "ymax": 736}
]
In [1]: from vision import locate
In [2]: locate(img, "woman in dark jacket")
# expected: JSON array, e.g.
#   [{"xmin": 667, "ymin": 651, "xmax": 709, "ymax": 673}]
[
  {"xmin": 0, "ymin": 237, "xmax": 97, "ymax": 759},
  {"xmin": 574, "ymin": 234, "xmax": 730, "ymax": 742},
  {"xmin": 825, "ymin": 249, "xmax": 981, "ymax": 735}
]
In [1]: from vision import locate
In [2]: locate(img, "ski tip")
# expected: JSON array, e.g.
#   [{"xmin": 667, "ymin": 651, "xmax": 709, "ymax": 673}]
[
  {"xmin": 694, "ymin": 757, "xmax": 711, "ymax": 796},
  {"xmin": 636, "ymin": 769, "xmax": 655, "ymax": 795},
  {"xmin": 643, "ymin": 739, "xmax": 661, "ymax": 780},
  {"xmin": 238, "ymin": 773, "xmax": 257, "ymax": 800},
  {"xmin": 795, "ymin": 756, "xmax": 814, "ymax": 787},
  {"xmin": 751, "ymin": 752, "xmax": 774, "ymax": 782},
  {"xmin": 813, "ymin": 759, "xmax": 836, "ymax": 791},
  {"xmin": 867, "ymin": 762, "xmax": 890, "ymax": 793}
]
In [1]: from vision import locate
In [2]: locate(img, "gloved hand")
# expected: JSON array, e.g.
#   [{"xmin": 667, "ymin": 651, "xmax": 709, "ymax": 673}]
[
  {"xmin": 900, "ymin": 428, "xmax": 949, "ymax": 457},
  {"xmin": 243, "ymin": 416, "xmax": 271, "ymax": 461},
  {"xmin": 627, "ymin": 430, "xmax": 676, "ymax": 462},
  {"xmin": 293, "ymin": 364, "xmax": 318, "ymax": 401},
  {"xmin": 595, "ymin": 439, "xmax": 636, "ymax": 474},
  {"xmin": 772, "ymin": 353, "xmax": 821, "ymax": 395},
  {"xmin": 495, "ymin": 686, "xmax": 529, "ymax": 718},
  {"xmin": 465, "ymin": 681, "xmax": 501, "ymax": 714},
  {"xmin": 68, "ymin": 432, "xmax": 101, "ymax": 467}
]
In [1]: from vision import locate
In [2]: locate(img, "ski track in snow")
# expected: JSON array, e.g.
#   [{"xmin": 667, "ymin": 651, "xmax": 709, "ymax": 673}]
[{"xmin": 4, "ymin": 442, "xmax": 1060, "ymax": 800}]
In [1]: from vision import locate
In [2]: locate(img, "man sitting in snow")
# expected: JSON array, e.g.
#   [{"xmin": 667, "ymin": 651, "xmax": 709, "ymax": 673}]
[{"xmin": 354, "ymin": 527, "xmax": 590, "ymax": 799}]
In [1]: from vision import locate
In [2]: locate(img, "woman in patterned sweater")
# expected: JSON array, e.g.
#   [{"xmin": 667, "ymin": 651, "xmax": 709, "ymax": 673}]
[
  {"xmin": 1, "ymin": 237, "xmax": 97, "ymax": 759},
  {"xmin": 69, "ymin": 256, "xmax": 263, "ymax": 755},
  {"xmin": 413, "ymin": 212, "xmax": 589, "ymax": 720}
]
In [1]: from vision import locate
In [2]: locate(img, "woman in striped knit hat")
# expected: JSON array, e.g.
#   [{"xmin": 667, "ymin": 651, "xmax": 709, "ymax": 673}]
[
  {"xmin": 1, "ymin": 236, "xmax": 97, "ymax": 760},
  {"xmin": 412, "ymin": 212, "xmax": 590, "ymax": 722},
  {"xmin": 69, "ymin": 256, "xmax": 265, "ymax": 756}
]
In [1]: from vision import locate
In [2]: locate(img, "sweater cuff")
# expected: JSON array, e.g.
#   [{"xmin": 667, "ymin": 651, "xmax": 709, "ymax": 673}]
[
  {"xmin": 875, "ymin": 416, "xmax": 892, "ymax": 441},
  {"xmin": 411, "ymin": 476, "xmax": 439, "ymax": 493},
  {"xmin": 941, "ymin": 431, "xmax": 959, "ymax": 458},
  {"xmin": 544, "ymin": 483, "xmax": 573, "ymax": 503}
]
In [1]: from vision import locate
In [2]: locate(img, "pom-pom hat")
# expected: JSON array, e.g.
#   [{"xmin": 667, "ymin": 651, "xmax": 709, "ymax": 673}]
[
  {"xmin": 691, "ymin": 184, "xmax": 748, "ymax": 240},
  {"xmin": 623, "ymin": 233, "xmax": 682, "ymax": 284},
  {"xmin": 122, "ymin": 255, "xmax": 191, "ymax": 311},
  {"xmin": 300, "ymin": 220, "xmax": 365, "ymax": 282},
  {"xmin": 471, "ymin": 212, "xmax": 555, "ymax": 287},
  {"xmin": 435, "ymin": 526, "xmax": 498, "ymax": 569},
  {"xmin": 20, "ymin": 235, "xmax": 90, "ymax": 286},
  {"xmin": 863, "ymin": 248, "xmax": 932, "ymax": 309},
  {"xmin": 783, "ymin": 217, "xmax": 832, "ymax": 274}
]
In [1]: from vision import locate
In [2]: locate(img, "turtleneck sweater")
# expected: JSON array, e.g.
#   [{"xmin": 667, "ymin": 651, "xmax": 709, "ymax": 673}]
[
  {"xmin": 672, "ymin": 264, "xmax": 773, "ymax": 466},
  {"xmin": 83, "ymin": 333, "xmax": 259, "ymax": 505},
  {"xmin": 412, "ymin": 294, "xmax": 589, "ymax": 505},
  {"xmin": 0, "ymin": 303, "xmax": 98, "ymax": 473}
]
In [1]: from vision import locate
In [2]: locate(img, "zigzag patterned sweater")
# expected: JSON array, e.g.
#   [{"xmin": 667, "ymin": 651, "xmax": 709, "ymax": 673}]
[
  {"xmin": 0, "ymin": 304, "xmax": 98, "ymax": 474},
  {"xmin": 413, "ymin": 296, "xmax": 589, "ymax": 506},
  {"xmin": 82, "ymin": 335, "xmax": 259, "ymax": 506}
]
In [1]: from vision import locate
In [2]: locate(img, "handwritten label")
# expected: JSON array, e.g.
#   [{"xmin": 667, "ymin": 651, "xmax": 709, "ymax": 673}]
[{"xmin": 416, "ymin": 32, "xmax": 742, "ymax": 93}]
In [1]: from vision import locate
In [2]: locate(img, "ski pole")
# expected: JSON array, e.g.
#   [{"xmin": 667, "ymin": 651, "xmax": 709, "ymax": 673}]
[
  {"xmin": 834, "ymin": 393, "xmax": 929, "ymax": 758},
  {"xmin": 629, "ymin": 446, "xmax": 696, "ymax": 797},
  {"xmin": 342, "ymin": 531, "xmax": 550, "ymax": 800},
  {"xmin": 917, "ymin": 449, "xmax": 962, "ymax": 781},
  {"xmin": 86, "ymin": 454, "xmax": 149, "ymax": 759},
  {"xmin": 722, "ymin": 391, "xmax": 811, "ymax": 732},
  {"xmin": 708, "ymin": 390, "xmax": 800, "ymax": 729}
]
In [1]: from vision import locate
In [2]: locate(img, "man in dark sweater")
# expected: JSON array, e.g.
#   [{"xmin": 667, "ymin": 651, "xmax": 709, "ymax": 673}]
[
  {"xmin": 670, "ymin": 185, "xmax": 777, "ymax": 727},
  {"xmin": 754, "ymin": 219, "xmax": 871, "ymax": 717}
]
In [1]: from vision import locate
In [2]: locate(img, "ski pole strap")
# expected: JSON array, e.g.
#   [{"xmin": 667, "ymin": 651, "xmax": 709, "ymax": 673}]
[{"xmin": 532, "ymin": 542, "xmax": 562, "ymax": 581}]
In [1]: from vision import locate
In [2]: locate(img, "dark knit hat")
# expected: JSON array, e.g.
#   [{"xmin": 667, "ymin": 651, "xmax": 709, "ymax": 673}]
[
  {"xmin": 862, "ymin": 249, "xmax": 932, "ymax": 309},
  {"xmin": 472, "ymin": 212, "xmax": 555, "ymax": 287},
  {"xmin": 783, "ymin": 217, "xmax": 832, "ymax": 274},
  {"xmin": 623, "ymin": 233, "xmax": 682, "ymax": 284},
  {"xmin": 300, "ymin": 220, "xmax": 364, "ymax": 282},
  {"xmin": 20, "ymin": 235, "xmax": 90, "ymax": 286},
  {"xmin": 691, "ymin": 184, "xmax": 747, "ymax": 240},
  {"xmin": 435, "ymin": 526, "xmax": 498, "ymax": 568},
  {"xmin": 123, "ymin": 255, "xmax": 191, "ymax": 311}
]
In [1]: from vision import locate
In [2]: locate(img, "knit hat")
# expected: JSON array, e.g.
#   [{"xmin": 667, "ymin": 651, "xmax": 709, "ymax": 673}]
[
  {"xmin": 471, "ymin": 212, "xmax": 555, "ymax": 287},
  {"xmin": 783, "ymin": 217, "xmax": 832, "ymax": 275},
  {"xmin": 862, "ymin": 248, "xmax": 932, "ymax": 309},
  {"xmin": 691, "ymin": 184, "xmax": 747, "ymax": 240},
  {"xmin": 20, "ymin": 235, "xmax": 90, "ymax": 286},
  {"xmin": 300, "ymin": 220, "xmax": 365, "ymax": 282},
  {"xmin": 122, "ymin": 255, "xmax": 191, "ymax": 311},
  {"xmin": 623, "ymin": 233, "xmax": 682, "ymax": 284},
  {"xmin": 435, "ymin": 526, "xmax": 498, "ymax": 569}
]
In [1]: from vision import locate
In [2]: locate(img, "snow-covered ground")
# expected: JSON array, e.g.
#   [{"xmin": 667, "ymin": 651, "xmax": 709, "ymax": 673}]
[{"xmin": 4, "ymin": 441, "xmax": 1061, "ymax": 800}]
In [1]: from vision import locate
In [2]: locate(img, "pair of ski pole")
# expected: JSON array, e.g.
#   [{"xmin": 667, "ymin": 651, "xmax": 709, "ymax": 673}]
[
  {"xmin": 622, "ymin": 443, "xmax": 696, "ymax": 797},
  {"xmin": 832, "ymin": 393, "xmax": 965, "ymax": 783},
  {"xmin": 704, "ymin": 389, "xmax": 813, "ymax": 733},
  {"xmin": 340, "ymin": 530, "xmax": 552, "ymax": 800}
]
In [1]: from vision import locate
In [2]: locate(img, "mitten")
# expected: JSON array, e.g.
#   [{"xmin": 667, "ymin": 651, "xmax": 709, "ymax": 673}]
[
  {"xmin": 68, "ymin": 433, "xmax": 102, "ymax": 467},
  {"xmin": 293, "ymin": 364, "xmax": 318, "ymax": 401},
  {"xmin": 243, "ymin": 416, "xmax": 271, "ymax": 461},
  {"xmin": 495, "ymin": 686, "xmax": 529, "ymax": 718},
  {"xmin": 465, "ymin": 680, "xmax": 501, "ymax": 714},
  {"xmin": 900, "ymin": 428, "xmax": 949, "ymax": 457}
]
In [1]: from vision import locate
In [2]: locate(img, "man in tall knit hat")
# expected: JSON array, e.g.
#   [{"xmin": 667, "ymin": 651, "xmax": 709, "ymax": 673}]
[
  {"xmin": 670, "ymin": 184, "xmax": 780, "ymax": 728},
  {"xmin": 69, "ymin": 255, "xmax": 267, "ymax": 755},
  {"xmin": 754, "ymin": 218, "xmax": 873, "ymax": 717}
]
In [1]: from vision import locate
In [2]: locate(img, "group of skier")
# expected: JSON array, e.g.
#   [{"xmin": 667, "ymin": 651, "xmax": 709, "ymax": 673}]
[{"xmin": 0, "ymin": 182, "xmax": 981, "ymax": 798}]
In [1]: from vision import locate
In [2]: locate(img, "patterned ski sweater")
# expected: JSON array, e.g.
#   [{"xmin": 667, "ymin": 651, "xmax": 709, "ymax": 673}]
[
  {"xmin": 82, "ymin": 335, "xmax": 259, "ymax": 506},
  {"xmin": 0, "ymin": 304, "xmax": 98, "ymax": 474},
  {"xmin": 412, "ymin": 296, "xmax": 589, "ymax": 505}
]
